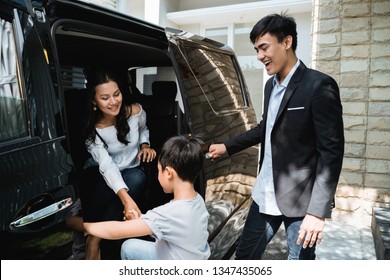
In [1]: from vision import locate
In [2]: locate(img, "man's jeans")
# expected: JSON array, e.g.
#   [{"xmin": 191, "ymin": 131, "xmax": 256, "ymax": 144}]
[{"xmin": 235, "ymin": 201, "xmax": 316, "ymax": 260}]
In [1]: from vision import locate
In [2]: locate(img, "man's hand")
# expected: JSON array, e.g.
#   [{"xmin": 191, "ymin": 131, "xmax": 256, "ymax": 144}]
[
  {"xmin": 208, "ymin": 143, "xmax": 227, "ymax": 158},
  {"xmin": 296, "ymin": 214, "xmax": 325, "ymax": 249}
]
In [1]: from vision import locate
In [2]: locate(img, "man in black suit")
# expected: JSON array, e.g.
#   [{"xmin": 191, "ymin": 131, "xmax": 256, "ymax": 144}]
[{"xmin": 208, "ymin": 13, "xmax": 344, "ymax": 260}]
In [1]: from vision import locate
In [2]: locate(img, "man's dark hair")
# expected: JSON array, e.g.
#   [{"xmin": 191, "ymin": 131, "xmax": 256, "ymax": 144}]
[
  {"xmin": 250, "ymin": 12, "xmax": 298, "ymax": 52},
  {"xmin": 159, "ymin": 135, "xmax": 205, "ymax": 183}
]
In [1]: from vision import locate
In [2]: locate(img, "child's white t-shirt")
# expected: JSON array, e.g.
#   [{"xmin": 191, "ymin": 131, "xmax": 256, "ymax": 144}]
[{"xmin": 142, "ymin": 193, "xmax": 211, "ymax": 260}]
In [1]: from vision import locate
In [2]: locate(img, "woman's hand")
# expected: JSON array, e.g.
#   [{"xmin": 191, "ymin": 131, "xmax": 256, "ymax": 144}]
[
  {"xmin": 138, "ymin": 144, "xmax": 156, "ymax": 162},
  {"xmin": 122, "ymin": 199, "xmax": 141, "ymax": 220},
  {"xmin": 117, "ymin": 189, "xmax": 141, "ymax": 220}
]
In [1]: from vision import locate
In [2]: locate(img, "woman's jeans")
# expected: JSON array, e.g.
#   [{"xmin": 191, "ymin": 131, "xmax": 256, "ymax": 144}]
[
  {"xmin": 121, "ymin": 239, "xmax": 157, "ymax": 260},
  {"xmin": 235, "ymin": 201, "xmax": 316, "ymax": 260},
  {"xmin": 81, "ymin": 166, "xmax": 146, "ymax": 222}
]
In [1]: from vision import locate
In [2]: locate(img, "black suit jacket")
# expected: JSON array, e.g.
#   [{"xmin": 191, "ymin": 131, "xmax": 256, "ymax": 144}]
[{"xmin": 225, "ymin": 61, "xmax": 344, "ymax": 218}]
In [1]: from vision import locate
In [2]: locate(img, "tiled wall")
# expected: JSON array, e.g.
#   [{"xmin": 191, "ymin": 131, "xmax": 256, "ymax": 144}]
[{"xmin": 313, "ymin": 0, "xmax": 390, "ymax": 226}]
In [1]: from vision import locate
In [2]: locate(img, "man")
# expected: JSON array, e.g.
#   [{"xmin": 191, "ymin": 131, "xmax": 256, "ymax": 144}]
[{"xmin": 208, "ymin": 13, "xmax": 344, "ymax": 260}]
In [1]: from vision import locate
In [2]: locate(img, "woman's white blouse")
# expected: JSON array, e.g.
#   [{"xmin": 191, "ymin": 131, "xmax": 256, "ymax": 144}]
[{"xmin": 85, "ymin": 106, "xmax": 149, "ymax": 194}]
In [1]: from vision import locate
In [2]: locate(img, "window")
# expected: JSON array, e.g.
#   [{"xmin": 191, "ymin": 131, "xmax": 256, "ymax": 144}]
[
  {"xmin": 234, "ymin": 22, "xmax": 263, "ymax": 121},
  {"xmin": 0, "ymin": 18, "xmax": 28, "ymax": 143},
  {"xmin": 205, "ymin": 26, "xmax": 228, "ymax": 45},
  {"xmin": 202, "ymin": 23, "xmax": 264, "ymax": 121},
  {"xmin": 79, "ymin": 0, "xmax": 117, "ymax": 10},
  {"xmin": 134, "ymin": 67, "xmax": 157, "ymax": 96},
  {"xmin": 177, "ymin": 43, "xmax": 248, "ymax": 115}
]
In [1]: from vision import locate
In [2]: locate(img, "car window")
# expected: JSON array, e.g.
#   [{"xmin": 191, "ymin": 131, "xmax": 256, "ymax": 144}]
[
  {"xmin": 0, "ymin": 17, "xmax": 28, "ymax": 143},
  {"xmin": 175, "ymin": 43, "xmax": 249, "ymax": 116}
]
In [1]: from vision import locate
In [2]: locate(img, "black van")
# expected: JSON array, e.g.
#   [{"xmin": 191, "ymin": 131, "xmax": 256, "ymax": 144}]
[{"xmin": 0, "ymin": 0, "xmax": 258, "ymax": 260}]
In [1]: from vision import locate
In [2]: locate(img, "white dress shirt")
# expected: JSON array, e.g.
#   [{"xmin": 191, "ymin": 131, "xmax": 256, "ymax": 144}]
[{"xmin": 252, "ymin": 60, "xmax": 300, "ymax": 215}]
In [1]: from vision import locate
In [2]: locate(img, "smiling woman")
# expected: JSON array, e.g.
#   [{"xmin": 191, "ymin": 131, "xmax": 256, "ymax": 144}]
[
  {"xmin": 93, "ymin": 82, "xmax": 123, "ymax": 124},
  {"xmin": 80, "ymin": 68, "xmax": 156, "ymax": 259}
]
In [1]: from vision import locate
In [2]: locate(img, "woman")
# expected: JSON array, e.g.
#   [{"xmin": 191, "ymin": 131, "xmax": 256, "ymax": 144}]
[{"xmin": 81, "ymin": 68, "xmax": 156, "ymax": 259}]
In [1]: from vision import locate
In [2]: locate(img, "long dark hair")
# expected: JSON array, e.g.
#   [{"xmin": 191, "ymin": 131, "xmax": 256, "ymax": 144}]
[{"xmin": 84, "ymin": 68, "xmax": 131, "ymax": 147}]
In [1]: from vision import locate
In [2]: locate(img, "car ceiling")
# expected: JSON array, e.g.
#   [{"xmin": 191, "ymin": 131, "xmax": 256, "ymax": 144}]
[{"xmin": 55, "ymin": 32, "xmax": 172, "ymax": 69}]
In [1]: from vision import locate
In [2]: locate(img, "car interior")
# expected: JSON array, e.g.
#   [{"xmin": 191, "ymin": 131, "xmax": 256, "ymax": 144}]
[
  {"xmin": 54, "ymin": 19, "xmax": 254, "ymax": 260},
  {"xmin": 55, "ymin": 21, "xmax": 183, "ymax": 212}
]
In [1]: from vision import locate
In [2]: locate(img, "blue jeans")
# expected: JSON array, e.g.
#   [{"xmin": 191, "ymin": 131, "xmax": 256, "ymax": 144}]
[
  {"xmin": 235, "ymin": 201, "xmax": 316, "ymax": 260},
  {"xmin": 121, "ymin": 167, "xmax": 147, "ymax": 199},
  {"xmin": 81, "ymin": 166, "xmax": 146, "ymax": 222},
  {"xmin": 121, "ymin": 238, "xmax": 157, "ymax": 260}
]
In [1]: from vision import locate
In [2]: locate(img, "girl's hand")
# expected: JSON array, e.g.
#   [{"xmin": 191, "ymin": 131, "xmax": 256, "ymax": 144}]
[{"xmin": 138, "ymin": 144, "xmax": 156, "ymax": 162}]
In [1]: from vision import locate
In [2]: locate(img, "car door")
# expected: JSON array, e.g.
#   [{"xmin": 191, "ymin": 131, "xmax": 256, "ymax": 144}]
[{"xmin": 0, "ymin": 1, "xmax": 75, "ymax": 259}]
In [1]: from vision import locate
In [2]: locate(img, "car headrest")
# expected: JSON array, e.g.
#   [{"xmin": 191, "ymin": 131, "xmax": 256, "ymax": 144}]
[{"xmin": 151, "ymin": 81, "xmax": 177, "ymax": 102}]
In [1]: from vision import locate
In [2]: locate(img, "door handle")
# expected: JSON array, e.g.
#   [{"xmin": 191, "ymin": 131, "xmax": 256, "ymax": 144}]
[{"xmin": 9, "ymin": 198, "xmax": 73, "ymax": 229}]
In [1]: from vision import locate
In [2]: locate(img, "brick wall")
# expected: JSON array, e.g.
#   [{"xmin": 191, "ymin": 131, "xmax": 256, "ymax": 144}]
[{"xmin": 312, "ymin": 0, "xmax": 390, "ymax": 226}]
